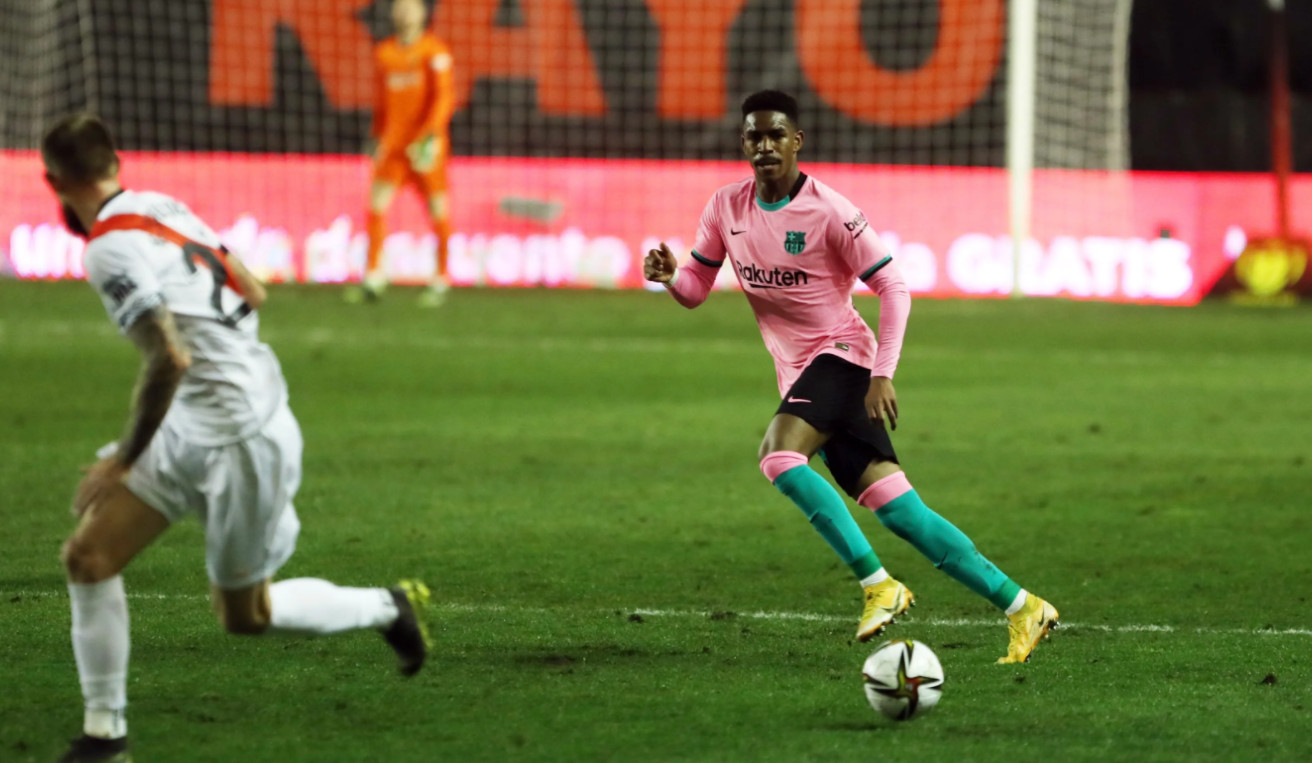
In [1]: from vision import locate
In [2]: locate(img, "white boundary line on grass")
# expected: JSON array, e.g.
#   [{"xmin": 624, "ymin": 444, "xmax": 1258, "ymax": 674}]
[
  {"xmin": 627, "ymin": 607, "xmax": 1312, "ymax": 637},
  {"xmin": 8, "ymin": 320, "xmax": 1312, "ymax": 372},
  {"xmin": 8, "ymin": 591, "xmax": 1312, "ymax": 638}
]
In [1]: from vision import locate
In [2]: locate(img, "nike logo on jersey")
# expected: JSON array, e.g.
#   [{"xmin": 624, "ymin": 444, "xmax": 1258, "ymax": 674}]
[
  {"xmin": 730, "ymin": 229, "xmax": 747, "ymax": 235},
  {"xmin": 786, "ymin": 396, "xmax": 812, "ymax": 404}
]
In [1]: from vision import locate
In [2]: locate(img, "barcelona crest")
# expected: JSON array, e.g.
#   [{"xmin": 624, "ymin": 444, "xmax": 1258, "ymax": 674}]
[{"xmin": 784, "ymin": 231, "xmax": 806, "ymax": 255}]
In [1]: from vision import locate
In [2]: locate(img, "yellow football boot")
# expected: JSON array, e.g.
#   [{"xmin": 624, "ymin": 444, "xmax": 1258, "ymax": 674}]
[
  {"xmin": 384, "ymin": 579, "xmax": 433, "ymax": 677},
  {"xmin": 997, "ymin": 593, "xmax": 1060, "ymax": 664},
  {"xmin": 857, "ymin": 577, "xmax": 915, "ymax": 642}
]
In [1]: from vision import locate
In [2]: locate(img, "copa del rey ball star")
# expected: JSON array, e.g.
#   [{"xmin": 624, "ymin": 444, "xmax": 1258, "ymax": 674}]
[{"xmin": 862, "ymin": 639, "xmax": 945, "ymax": 721}]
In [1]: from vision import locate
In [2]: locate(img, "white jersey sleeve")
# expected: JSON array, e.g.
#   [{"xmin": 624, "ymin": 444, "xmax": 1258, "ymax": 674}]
[{"xmin": 84, "ymin": 238, "xmax": 167, "ymax": 333}]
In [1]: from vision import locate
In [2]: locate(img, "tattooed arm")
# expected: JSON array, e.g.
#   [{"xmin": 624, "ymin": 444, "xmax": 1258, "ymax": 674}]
[
  {"xmin": 116, "ymin": 305, "xmax": 191, "ymax": 464},
  {"xmin": 72, "ymin": 305, "xmax": 190, "ymax": 515}
]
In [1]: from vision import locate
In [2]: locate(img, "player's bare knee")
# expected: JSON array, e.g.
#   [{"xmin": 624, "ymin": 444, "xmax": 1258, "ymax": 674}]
[
  {"xmin": 759, "ymin": 437, "xmax": 799, "ymax": 463},
  {"xmin": 855, "ymin": 461, "xmax": 904, "ymax": 495},
  {"xmin": 760, "ymin": 414, "xmax": 824, "ymax": 460},
  {"xmin": 61, "ymin": 538, "xmax": 120, "ymax": 584},
  {"xmin": 758, "ymin": 435, "xmax": 802, "ymax": 461}
]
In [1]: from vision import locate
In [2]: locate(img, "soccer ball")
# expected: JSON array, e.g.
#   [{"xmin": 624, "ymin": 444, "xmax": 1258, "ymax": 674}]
[{"xmin": 861, "ymin": 639, "xmax": 944, "ymax": 720}]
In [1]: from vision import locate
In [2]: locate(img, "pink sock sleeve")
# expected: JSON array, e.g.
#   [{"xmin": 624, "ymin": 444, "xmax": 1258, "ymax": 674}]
[
  {"xmin": 760, "ymin": 451, "xmax": 808, "ymax": 482},
  {"xmin": 856, "ymin": 471, "xmax": 913, "ymax": 511}
]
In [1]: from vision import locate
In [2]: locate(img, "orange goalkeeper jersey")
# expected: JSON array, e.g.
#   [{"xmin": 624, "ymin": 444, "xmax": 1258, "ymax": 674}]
[{"xmin": 371, "ymin": 33, "xmax": 454, "ymax": 156}]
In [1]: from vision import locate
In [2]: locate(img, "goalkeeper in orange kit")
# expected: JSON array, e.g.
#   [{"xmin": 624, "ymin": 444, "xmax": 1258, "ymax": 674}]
[{"xmin": 350, "ymin": 0, "xmax": 455, "ymax": 306}]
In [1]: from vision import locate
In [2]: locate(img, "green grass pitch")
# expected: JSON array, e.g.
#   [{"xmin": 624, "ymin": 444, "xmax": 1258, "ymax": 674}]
[{"xmin": 1, "ymin": 281, "xmax": 1310, "ymax": 762}]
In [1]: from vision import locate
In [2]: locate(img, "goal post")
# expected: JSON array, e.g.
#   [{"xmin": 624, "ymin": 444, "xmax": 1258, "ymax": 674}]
[
  {"xmin": 1006, "ymin": 0, "xmax": 1038, "ymax": 297},
  {"xmin": 1009, "ymin": 0, "xmax": 1136, "ymax": 297}
]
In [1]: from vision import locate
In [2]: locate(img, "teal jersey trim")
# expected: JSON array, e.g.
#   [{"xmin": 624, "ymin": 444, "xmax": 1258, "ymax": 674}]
[
  {"xmin": 755, "ymin": 172, "xmax": 809, "ymax": 212},
  {"xmin": 860, "ymin": 255, "xmax": 893, "ymax": 281},
  {"xmin": 691, "ymin": 250, "xmax": 724, "ymax": 268}
]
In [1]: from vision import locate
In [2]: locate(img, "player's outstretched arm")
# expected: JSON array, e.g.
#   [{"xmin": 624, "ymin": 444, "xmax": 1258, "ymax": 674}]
[
  {"xmin": 73, "ymin": 305, "xmax": 190, "ymax": 516},
  {"xmin": 862, "ymin": 260, "xmax": 911, "ymax": 431},
  {"xmin": 405, "ymin": 45, "xmax": 455, "ymax": 174},
  {"xmin": 864, "ymin": 260, "xmax": 910, "ymax": 378},
  {"xmin": 423, "ymin": 45, "xmax": 456, "ymax": 142}
]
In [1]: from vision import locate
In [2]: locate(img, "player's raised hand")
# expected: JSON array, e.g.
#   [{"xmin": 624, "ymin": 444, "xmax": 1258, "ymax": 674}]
[
  {"xmin": 866, "ymin": 376, "xmax": 899, "ymax": 431},
  {"xmin": 644, "ymin": 242, "xmax": 678, "ymax": 284}
]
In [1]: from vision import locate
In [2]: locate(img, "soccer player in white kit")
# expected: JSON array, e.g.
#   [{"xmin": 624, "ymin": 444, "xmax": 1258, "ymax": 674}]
[{"xmin": 42, "ymin": 114, "xmax": 432, "ymax": 763}]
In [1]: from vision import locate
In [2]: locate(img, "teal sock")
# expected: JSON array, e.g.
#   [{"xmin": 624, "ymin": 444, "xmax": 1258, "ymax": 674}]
[
  {"xmin": 773, "ymin": 465, "xmax": 881, "ymax": 579},
  {"xmin": 875, "ymin": 490, "xmax": 1020, "ymax": 610}
]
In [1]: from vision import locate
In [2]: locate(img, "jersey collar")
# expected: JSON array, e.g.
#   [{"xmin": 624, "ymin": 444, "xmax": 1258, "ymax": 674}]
[
  {"xmin": 64, "ymin": 188, "xmax": 127, "ymax": 238},
  {"xmin": 97, "ymin": 188, "xmax": 127, "ymax": 216},
  {"xmin": 755, "ymin": 172, "xmax": 808, "ymax": 212}
]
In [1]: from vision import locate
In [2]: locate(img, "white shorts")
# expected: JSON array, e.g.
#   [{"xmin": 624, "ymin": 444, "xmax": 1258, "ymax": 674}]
[{"xmin": 101, "ymin": 403, "xmax": 303, "ymax": 589}]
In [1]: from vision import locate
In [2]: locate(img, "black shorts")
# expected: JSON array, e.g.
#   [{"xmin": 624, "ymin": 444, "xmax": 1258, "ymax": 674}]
[{"xmin": 776, "ymin": 353, "xmax": 898, "ymax": 499}]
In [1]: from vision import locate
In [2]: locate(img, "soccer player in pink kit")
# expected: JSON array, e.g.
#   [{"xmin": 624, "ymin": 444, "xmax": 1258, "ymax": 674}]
[{"xmin": 644, "ymin": 91, "xmax": 1059, "ymax": 664}]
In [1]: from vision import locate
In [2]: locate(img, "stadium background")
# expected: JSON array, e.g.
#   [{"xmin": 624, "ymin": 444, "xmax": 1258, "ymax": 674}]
[
  {"xmin": 1, "ymin": 0, "xmax": 1309, "ymax": 300},
  {"xmin": 2, "ymin": 5, "xmax": 1311, "ymax": 760}
]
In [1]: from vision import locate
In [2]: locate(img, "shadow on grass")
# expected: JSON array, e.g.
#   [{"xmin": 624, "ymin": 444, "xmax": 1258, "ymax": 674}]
[{"xmin": 813, "ymin": 720, "xmax": 884, "ymax": 733}]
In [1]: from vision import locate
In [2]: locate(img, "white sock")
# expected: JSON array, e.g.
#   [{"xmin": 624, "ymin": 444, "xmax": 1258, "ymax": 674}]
[
  {"xmin": 1005, "ymin": 589, "xmax": 1029, "ymax": 616},
  {"xmin": 84, "ymin": 708, "xmax": 127, "ymax": 740},
  {"xmin": 267, "ymin": 578, "xmax": 399, "ymax": 635},
  {"xmin": 69, "ymin": 577, "xmax": 130, "ymax": 739},
  {"xmin": 859, "ymin": 568, "xmax": 890, "ymax": 588}
]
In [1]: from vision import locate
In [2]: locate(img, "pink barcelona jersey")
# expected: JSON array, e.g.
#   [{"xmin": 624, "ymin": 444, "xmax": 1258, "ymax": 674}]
[{"xmin": 682, "ymin": 173, "xmax": 898, "ymax": 395}]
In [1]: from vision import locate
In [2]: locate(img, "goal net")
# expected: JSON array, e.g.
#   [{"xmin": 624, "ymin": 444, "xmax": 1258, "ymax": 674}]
[{"xmin": 1, "ymin": 0, "xmax": 1135, "ymax": 298}]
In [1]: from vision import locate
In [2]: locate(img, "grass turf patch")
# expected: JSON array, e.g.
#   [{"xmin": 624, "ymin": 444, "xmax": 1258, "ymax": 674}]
[{"xmin": 1, "ymin": 282, "xmax": 1310, "ymax": 761}]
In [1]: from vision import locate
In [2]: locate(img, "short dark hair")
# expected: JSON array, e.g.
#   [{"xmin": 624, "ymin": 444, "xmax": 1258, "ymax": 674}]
[
  {"xmin": 741, "ymin": 90, "xmax": 799, "ymax": 125},
  {"xmin": 41, "ymin": 113, "xmax": 119, "ymax": 183}
]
